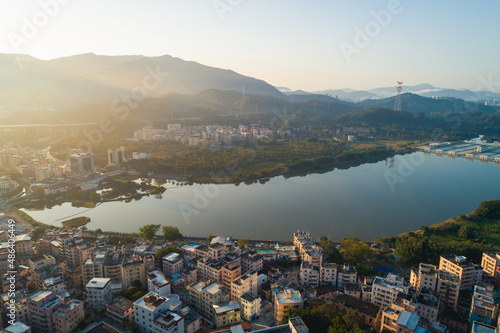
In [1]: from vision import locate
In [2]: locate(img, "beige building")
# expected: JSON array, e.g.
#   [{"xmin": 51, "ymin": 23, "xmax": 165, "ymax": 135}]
[
  {"xmin": 439, "ymin": 254, "xmax": 482, "ymax": 290},
  {"xmin": 52, "ymin": 300, "xmax": 84, "ymax": 333},
  {"xmin": 274, "ymin": 289, "xmax": 304, "ymax": 324},
  {"xmin": 231, "ymin": 272, "xmax": 258, "ymax": 300},
  {"xmin": 122, "ymin": 259, "xmax": 145, "ymax": 289},
  {"xmin": 213, "ymin": 301, "xmax": 241, "ymax": 328},
  {"xmin": 240, "ymin": 293, "xmax": 262, "ymax": 321},
  {"xmin": 162, "ymin": 252, "xmax": 184, "ymax": 277},
  {"xmin": 222, "ymin": 262, "xmax": 241, "ymax": 291},
  {"xmin": 482, "ymin": 252, "xmax": 500, "ymax": 288},
  {"xmin": 241, "ymin": 251, "xmax": 263, "ymax": 274}
]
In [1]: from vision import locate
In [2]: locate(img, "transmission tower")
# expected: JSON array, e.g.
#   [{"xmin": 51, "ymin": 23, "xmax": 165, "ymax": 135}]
[{"xmin": 393, "ymin": 81, "xmax": 403, "ymax": 111}]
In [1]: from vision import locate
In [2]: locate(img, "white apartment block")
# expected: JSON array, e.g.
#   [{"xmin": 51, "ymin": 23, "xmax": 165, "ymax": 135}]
[
  {"xmin": 86, "ymin": 278, "xmax": 112, "ymax": 308},
  {"xmin": 371, "ymin": 274, "xmax": 409, "ymax": 308},
  {"xmin": 147, "ymin": 270, "xmax": 171, "ymax": 297},
  {"xmin": 134, "ymin": 292, "xmax": 183, "ymax": 333}
]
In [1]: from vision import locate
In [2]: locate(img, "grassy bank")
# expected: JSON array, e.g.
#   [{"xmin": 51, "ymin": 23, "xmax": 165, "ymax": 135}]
[{"xmin": 61, "ymin": 216, "xmax": 91, "ymax": 228}]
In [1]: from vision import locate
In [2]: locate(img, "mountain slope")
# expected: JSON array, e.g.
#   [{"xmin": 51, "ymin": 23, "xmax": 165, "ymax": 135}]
[{"xmin": 0, "ymin": 53, "xmax": 285, "ymax": 108}]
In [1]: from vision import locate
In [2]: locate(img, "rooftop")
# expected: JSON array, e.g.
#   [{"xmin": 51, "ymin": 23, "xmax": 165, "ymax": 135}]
[
  {"xmin": 107, "ymin": 296, "xmax": 133, "ymax": 312},
  {"xmin": 396, "ymin": 310, "xmax": 420, "ymax": 330},
  {"xmin": 214, "ymin": 301, "xmax": 240, "ymax": 314},
  {"xmin": 29, "ymin": 290, "xmax": 53, "ymax": 303},
  {"xmin": 275, "ymin": 289, "xmax": 303, "ymax": 304},
  {"xmin": 86, "ymin": 278, "xmax": 111, "ymax": 289}
]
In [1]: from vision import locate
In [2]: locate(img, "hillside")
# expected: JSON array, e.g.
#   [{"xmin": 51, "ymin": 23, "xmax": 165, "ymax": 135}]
[
  {"xmin": 0, "ymin": 53, "xmax": 284, "ymax": 109},
  {"xmin": 357, "ymin": 93, "xmax": 495, "ymax": 115}
]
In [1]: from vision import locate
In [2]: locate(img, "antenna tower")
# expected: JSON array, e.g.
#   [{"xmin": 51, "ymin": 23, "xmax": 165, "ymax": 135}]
[{"xmin": 393, "ymin": 81, "xmax": 403, "ymax": 111}]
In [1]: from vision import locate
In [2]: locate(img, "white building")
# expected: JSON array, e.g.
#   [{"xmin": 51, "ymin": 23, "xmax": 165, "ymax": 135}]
[
  {"xmin": 147, "ymin": 270, "xmax": 171, "ymax": 297},
  {"xmin": 371, "ymin": 274, "xmax": 409, "ymax": 308},
  {"xmin": 337, "ymin": 265, "xmax": 357, "ymax": 291},
  {"xmin": 134, "ymin": 292, "xmax": 182, "ymax": 333},
  {"xmin": 86, "ymin": 278, "xmax": 112, "ymax": 308},
  {"xmin": 163, "ymin": 253, "xmax": 184, "ymax": 277}
]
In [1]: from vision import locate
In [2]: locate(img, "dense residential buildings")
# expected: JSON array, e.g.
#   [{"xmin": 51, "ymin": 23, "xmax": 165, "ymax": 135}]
[{"xmin": 52, "ymin": 299, "xmax": 84, "ymax": 333}]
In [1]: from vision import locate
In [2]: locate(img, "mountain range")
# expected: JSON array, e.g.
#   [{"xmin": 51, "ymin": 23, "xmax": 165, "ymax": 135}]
[{"xmin": 0, "ymin": 53, "xmax": 498, "ymax": 125}]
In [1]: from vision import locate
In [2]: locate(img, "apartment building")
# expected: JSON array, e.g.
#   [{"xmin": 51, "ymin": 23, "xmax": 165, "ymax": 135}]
[
  {"xmin": 439, "ymin": 254, "xmax": 482, "ymax": 290},
  {"xmin": 300, "ymin": 262, "xmax": 320, "ymax": 287},
  {"xmin": 133, "ymin": 292, "xmax": 182, "ymax": 333},
  {"xmin": 122, "ymin": 259, "xmax": 146, "ymax": 289},
  {"xmin": 221, "ymin": 263, "xmax": 241, "ymax": 291},
  {"xmin": 371, "ymin": 274, "xmax": 409, "ymax": 308},
  {"xmin": 274, "ymin": 289, "xmax": 304, "ymax": 324},
  {"xmin": 162, "ymin": 252, "xmax": 184, "ymax": 277},
  {"xmin": 481, "ymin": 252, "xmax": 500, "ymax": 288},
  {"xmin": 241, "ymin": 251, "xmax": 263, "ymax": 274},
  {"xmin": 86, "ymin": 278, "xmax": 112, "ymax": 308},
  {"xmin": 187, "ymin": 280, "xmax": 212, "ymax": 315},
  {"xmin": 27, "ymin": 290, "xmax": 64, "ymax": 333},
  {"xmin": 201, "ymin": 282, "xmax": 230, "ymax": 321},
  {"xmin": 410, "ymin": 263, "xmax": 460, "ymax": 311},
  {"xmin": 469, "ymin": 283, "xmax": 499, "ymax": 327},
  {"xmin": 147, "ymin": 270, "xmax": 171, "ymax": 297},
  {"xmin": 337, "ymin": 265, "xmax": 357, "ymax": 291},
  {"xmin": 231, "ymin": 272, "xmax": 258, "ymax": 300},
  {"xmin": 197, "ymin": 258, "xmax": 224, "ymax": 283},
  {"xmin": 209, "ymin": 243, "xmax": 228, "ymax": 260},
  {"xmin": 106, "ymin": 296, "xmax": 135, "ymax": 324},
  {"xmin": 15, "ymin": 234, "xmax": 34, "ymax": 256},
  {"xmin": 213, "ymin": 301, "xmax": 241, "ymax": 328},
  {"xmin": 52, "ymin": 299, "xmax": 84, "ymax": 333},
  {"xmin": 240, "ymin": 293, "xmax": 262, "ymax": 321},
  {"xmin": 82, "ymin": 251, "xmax": 105, "ymax": 286}
]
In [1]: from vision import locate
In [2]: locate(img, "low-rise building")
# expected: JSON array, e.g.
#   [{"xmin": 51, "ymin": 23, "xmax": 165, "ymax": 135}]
[
  {"xmin": 274, "ymin": 289, "xmax": 304, "ymax": 324},
  {"xmin": 133, "ymin": 292, "xmax": 182, "ymax": 333},
  {"xmin": 162, "ymin": 252, "xmax": 184, "ymax": 277},
  {"xmin": 52, "ymin": 299, "xmax": 84, "ymax": 333},
  {"xmin": 371, "ymin": 274, "xmax": 409, "ymax": 308},
  {"xmin": 213, "ymin": 301, "xmax": 241, "ymax": 328},
  {"xmin": 240, "ymin": 293, "xmax": 262, "ymax": 321},
  {"xmin": 147, "ymin": 270, "xmax": 171, "ymax": 297},
  {"xmin": 106, "ymin": 296, "xmax": 134, "ymax": 324},
  {"xmin": 86, "ymin": 278, "xmax": 112, "ymax": 308}
]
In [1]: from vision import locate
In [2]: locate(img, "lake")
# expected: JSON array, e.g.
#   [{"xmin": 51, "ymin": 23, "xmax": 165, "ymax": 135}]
[{"xmin": 22, "ymin": 151, "xmax": 500, "ymax": 242}]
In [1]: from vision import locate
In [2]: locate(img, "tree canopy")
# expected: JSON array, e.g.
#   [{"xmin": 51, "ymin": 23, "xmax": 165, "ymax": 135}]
[
  {"xmin": 163, "ymin": 226, "xmax": 183, "ymax": 242},
  {"xmin": 138, "ymin": 224, "xmax": 161, "ymax": 240}
]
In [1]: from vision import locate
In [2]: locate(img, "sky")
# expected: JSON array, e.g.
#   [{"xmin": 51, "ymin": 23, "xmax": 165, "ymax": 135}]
[{"xmin": 0, "ymin": 0, "xmax": 499, "ymax": 92}]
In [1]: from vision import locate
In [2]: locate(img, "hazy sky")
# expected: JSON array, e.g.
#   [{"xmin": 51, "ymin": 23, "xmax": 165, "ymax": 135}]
[{"xmin": 1, "ymin": 0, "xmax": 499, "ymax": 92}]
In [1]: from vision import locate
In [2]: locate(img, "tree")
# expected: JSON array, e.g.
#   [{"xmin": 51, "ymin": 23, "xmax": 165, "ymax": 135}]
[
  {"xmin": 94, "ymin": 228, "xmax": 102, "ymax": 237},
  {"xmin": 341, "ymin": 238, "xmax": 372, "ymax": 265},
  {"xmin": 238, "ymin": 239, "xmax": 249, "ymax": 249},
  {"xmin": 163, "ymin": 226, "xmax": 183, "ymax": 242},
  {"xmin": 138, "ymin": 224, "xmax": 161, "ymax": 240},
  {"xmin": 458, "ymin": 225, "xmax": 474, "ymax": 240},
  {"xmin": 356, "ymin": 264, "xmax": 374, "ymax": 277},
  {"xmin": 420, "ymin": 225, "xmax": 431, "ymax": 236},
  {"xmin": 207, "ymin": 235, "xmax": 217, "ymax": 244}
]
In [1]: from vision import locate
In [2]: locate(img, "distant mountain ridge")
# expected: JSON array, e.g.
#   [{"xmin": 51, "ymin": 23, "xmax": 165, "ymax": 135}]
[
  {"xmin": 0, "ymin": 53, "xmax": 284, "ymax": 108},
  {"xmin": 279, "ymin": 83, "xmax": 500, "ymax": 102}
]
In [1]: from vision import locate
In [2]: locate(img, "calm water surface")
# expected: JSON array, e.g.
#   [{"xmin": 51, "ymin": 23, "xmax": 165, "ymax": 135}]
[{"xmin": 22, "ymin": 152, "xmax": 500, "ymax": 241}]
